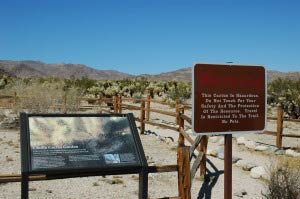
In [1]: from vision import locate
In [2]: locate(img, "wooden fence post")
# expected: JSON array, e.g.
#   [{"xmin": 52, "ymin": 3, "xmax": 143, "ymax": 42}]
[
  {"xmin": 140, "ymin": 100, "xmax": 145, "ymax": 134},
  {"xmin": 199, "ymin": 135, "xmax": 208, "ymax": 177},
  {"xmin": 63, "ymin": 93, "xmax": 67, "ymax": 114},
  {"xmin": 118, "ymin": 95, "xmax": 122, "ymax": 113},
  {"xmin": 97, "ymin": 94, "xmax": 102, "ymax": 113},
  {"xmin": 146, "ymin": 95, "xmax": 151, "ymax": 121},
  {"xmin": 13, "ymin": 92, "xmax": 17, "ymax": 107},
  {"xmin": 177, "ymin": 146, "xmax": 191, "ymax": 199},
  {"xmin": 77, "ymin": 98, "xmax": 80, "ymax": 111},
  {"xmin": 113, "ymin": 96, "xmax": 118, "ymax": 113},
  {"xmin": 176, "ymin": 99, "xmax": 181, "ymax": 125},
  {"xmin": 178, "ymin": 107, "xmax": 185, "ymax": 147},
  {"xmin": 276, "ymin": 107, "xmax": 284, "ymax": 148}
]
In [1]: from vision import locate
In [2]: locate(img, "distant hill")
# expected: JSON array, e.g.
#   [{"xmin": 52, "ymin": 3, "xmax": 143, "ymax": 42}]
[
  {"xmin": 138, "ymin": 67, "xmax": 191, "ymax": 82},
  {"xmin": 0, "ymin": 60, "xmax": 133, "ymax": 80},
  {"xmin": 267, "ymin": 70, "xmax": 300, "ymax": 82},
  {"xmin": 1, "ymin": 60, "xmax": 299, "ymax": 82},
  {"xmin": 140, "ymin": 68, "xmax": 300, "ymax": 82}
]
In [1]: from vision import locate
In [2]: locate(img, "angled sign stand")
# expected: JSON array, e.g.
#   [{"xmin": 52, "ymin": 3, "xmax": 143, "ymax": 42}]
[
  {"xmin": 20, "ymin": 113, "xmax": 148, "ymax": 199},
  {"xmin": 192, "ymin": 63, "xmax": 266, "ymax": 199}
]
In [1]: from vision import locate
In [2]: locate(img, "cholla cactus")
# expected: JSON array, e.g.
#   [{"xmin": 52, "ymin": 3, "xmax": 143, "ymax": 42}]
[
  {"xmin": 0, "ymin": 78, "xmax": 5, "ymax": 89},
  {"xmin": 129, "ymin": 84, "xmax": 135, "ymax": 97},
  {"xmin": 104, "ymin": 85, "xmax": 120, "ymax": 97},
  {"xmin": 87, "ymin": 86, "xmax": 104, "ymax": 97},
  {"xmin": 154, "ymin": 85, "xmax": 163, "ymax": 97},
  {"xmin": 146, "ymin": 83, "xmax": 155, "ymax": 98}
]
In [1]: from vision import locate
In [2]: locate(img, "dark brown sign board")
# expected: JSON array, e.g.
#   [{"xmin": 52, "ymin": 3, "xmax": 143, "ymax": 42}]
[{"xmin": 192, "ymin": 63, "xmax": 266, "ymax": 135}]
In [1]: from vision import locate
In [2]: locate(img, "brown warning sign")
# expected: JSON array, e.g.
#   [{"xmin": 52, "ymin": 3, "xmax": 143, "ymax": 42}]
[{"xmin": 192, "ymin": 63, "xmax": 266, "ymax": 134}]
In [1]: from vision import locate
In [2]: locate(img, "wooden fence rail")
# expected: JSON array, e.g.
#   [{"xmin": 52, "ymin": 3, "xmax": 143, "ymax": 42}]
[
  {"xmin": 1, "ymin": 93, "xmax": 300, "ymax": 149},
  {"xmin": 1, "ymin": 93, "xmax": 300, "ymax": 198}
]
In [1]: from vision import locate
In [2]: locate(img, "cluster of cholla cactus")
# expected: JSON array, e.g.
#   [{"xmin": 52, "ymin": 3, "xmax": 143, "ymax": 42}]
[
  {"xmin": 268, "ymin": 78, "xmax": 300, "ymax": 119},
  {"xmin": 84, "ymin": 78, "xmax": 192, "ymax": 103},
  {"xmin": 0, "ymin": 75, "xmax": 9, "ymax": 89}
]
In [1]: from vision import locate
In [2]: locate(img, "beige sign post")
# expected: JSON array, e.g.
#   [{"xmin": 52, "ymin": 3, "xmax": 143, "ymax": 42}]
[{"xmin": 192, "ymin": 63, "xmax": 266, "ymax": 199}]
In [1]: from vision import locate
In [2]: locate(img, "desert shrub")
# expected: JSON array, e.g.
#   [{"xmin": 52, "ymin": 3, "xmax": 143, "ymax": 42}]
[
  {"xmin": 166, "ymin": 82, "xmax": 191, "ymax": 103},
  {"xmin": 3, "ymin": 78, "xmax": 80, "ymax": 113},
  {"xmin": 262, "ymin": 157, "xmax": 300, "ymax": 199}
]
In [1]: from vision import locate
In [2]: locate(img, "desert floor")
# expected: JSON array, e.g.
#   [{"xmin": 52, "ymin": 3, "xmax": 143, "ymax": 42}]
[{"xmin": 0, "ymin": 105, "xmax": 299, "ymax": 199}]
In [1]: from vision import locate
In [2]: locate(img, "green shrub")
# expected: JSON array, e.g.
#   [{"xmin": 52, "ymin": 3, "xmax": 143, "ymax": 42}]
[{"xmin": 262, "ymin": 157, "xmax": 300, "ymax": 199}]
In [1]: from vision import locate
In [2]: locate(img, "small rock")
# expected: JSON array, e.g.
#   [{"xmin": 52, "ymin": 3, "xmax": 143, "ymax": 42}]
[
  {"xmin": 218, "ymin": 137, "xmax": 224, "ymax": 145},
  {"xmin": 148, "ymin": 162, "xmax": 156, "ymax": 166},
  {"xmin": 236, "ymin": 137, "xmax": 248, "ymax": 145},
  {"xmin": 268, "ymin": 146, "xmax": 278, "ymax": 153},
  {"xmin": 232, "ymin": 156, "xmax": 241, "ymax": 163},
  {"xmin": 209, "ymin": 136, "xmax": 220, "ymax": 143},
  {"xmin": 234, "ymin": 189, "xmax": 247, "ymax": 198},
  {"xmin": 235, "ymin": 160, "xmax": 246, "ymax": 167},
  {"xmin": 166, "ymin": 137, "xmax": 174, "ymax": 142},
  {"xmin": 241, "ymin": 189, "xmax": 247, "ymax": 195},
  {"xmin": 242, "ymin": 163, "xmax": 257, "ymax": 171},
  {"xmin": 106, "ymin": 179, "xmax": 116, "ymax": 184},
  {"xmin": 186, "ymin": 129, "xmax": 193, "ymax": 134},
  {"xmin": 236, "ymin": 160, "xmax": 256, "ymax": 171},
  {"xmin": 275, "ymin": 149, "xmax": 285, "ymax": 155},
  {"xmin": 0, "ymin": 117, "xmax": 19, "ymax": 129},
  {"xmin": 148, "ymin": 173, "xmax": 156, "ymax": 179},
  {"xmin": 285, "ymin": 149, "xmax": 300, "ymax": 157},
  {"xmin": 255, "ymin": 145, "xmax": 269, "ymax": 151},
  {"xmin": 245, "ymin": 140, "xmax": 257, "ymax": 149},
  {"xmin": 207, "ymin": 149, "xmax": 218, "ymax": 157},
  {"xmin": 250, "ymin": 166, "xmax": 267, "ymax": 179},
  {"xmin": 285, "ymin": 149, "xmax": 294, "ymax": 156},
  {"xmin": 217, "ymin": 147, "xmax": 224, "ymax": 159},
  {"xmin": 46, "ymin": 190, "xmax": 53, "ymax": 193},
  {"xmin": 234, "ymin": 191, "xmax": 243, "ymax": 198},
  {"xmin": 157, "ymin": 135, "xmax": 166, "ymax": 142},
  {"xmin": 29, "ymin": 188, "xmax": 37, "ymax": 191}
]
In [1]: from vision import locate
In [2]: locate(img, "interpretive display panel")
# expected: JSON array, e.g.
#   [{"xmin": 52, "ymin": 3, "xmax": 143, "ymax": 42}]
[
  {"xmin": 20, "ymin": 113, "xmax": 146, "ymax": 173},
  {"xmin": 192, "ymin": 63, "xmax": 266, "ymax": 134}
]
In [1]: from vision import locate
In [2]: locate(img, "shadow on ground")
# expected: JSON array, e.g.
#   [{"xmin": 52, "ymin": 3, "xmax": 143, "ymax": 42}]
[{"xmin": 197, "ymin": 159, "xmax": 224, "ymax": 199}]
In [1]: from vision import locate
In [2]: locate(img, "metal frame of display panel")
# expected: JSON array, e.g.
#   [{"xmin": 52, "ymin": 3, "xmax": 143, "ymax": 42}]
[{"xmin": 20, "ymin": 113, "xmax": 148, "ymax": 199}]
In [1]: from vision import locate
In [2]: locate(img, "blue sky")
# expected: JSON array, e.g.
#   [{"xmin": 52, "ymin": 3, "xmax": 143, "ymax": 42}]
[{"xmin": 0, "ymin": 0, "xmax": 299, "ymax": 75}]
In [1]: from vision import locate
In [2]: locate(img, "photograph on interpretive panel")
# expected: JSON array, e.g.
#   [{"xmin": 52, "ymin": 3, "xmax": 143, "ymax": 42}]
[{"xmin": 28, "ymin": 116, "xmax": 139, "ymax": 171}]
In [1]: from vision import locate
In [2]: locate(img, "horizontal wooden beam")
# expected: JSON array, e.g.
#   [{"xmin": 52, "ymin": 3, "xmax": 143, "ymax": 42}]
[
  {"xmin": 267, "ymin": 116, "xmax": 277, "ymax": 121},
  {"xmin": 148, "ymin": 165, "xmax": 178, "ymax": 173},
  {"xmin": 262, "ymin": 131, "xmax": 277, "ymax": 136},
  {"xmin": 121, "ymin": 104, "xmax": 140, "ymax": 110},
  {"xmin": 149, "ymin": 99, "xmax": 174, "ymax": 106},
  {"xmin": 180, "ymin": 114, "xmax": 191, "ymax": 125},
  {"xmin": 143, "ymin": 108, "xmax": 177, "ymax": 117},
  {"xmin": 0, "ymin": 165, "xmax": 178, "ymax": 183},
  {"xmin": 285, "ymin": 118, "xmax": 300, "ymax": 123},
  {"xmin": 183, "ymin": 105, "xmax": 192, "ymax": 110},
  {"xmin": 282, "ymin": 134, "xmax": 300, "ymax": 138}
]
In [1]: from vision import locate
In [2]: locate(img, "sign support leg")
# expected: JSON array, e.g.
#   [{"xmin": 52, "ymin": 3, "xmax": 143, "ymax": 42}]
[
  {"xmin": 21, "ymin": 172, "xmax": 29, "ymax": 199},
  {"xmin": 224, "ymin": 134, "xmax": 232, "ymax": 199},
  {"xmin": 139, "ymin": 169, "xmax": 148, "ymax": 199}
]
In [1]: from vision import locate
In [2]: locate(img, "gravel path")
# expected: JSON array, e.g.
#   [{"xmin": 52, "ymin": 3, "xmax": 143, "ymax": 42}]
[{"xmin": 1, "ymin": 104, "xmax": 299, "ymax": 198}]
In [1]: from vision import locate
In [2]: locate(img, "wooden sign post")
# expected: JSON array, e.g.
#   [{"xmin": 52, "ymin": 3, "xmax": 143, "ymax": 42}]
[{"xmin": 192, "ymin": 63, "xmax": 266, "ymax": 199}]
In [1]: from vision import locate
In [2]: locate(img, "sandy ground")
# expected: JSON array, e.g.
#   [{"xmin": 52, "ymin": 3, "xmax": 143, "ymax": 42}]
[{"xmin": 0, "ymin": 104, "xmax": 299, "ymax": 199}]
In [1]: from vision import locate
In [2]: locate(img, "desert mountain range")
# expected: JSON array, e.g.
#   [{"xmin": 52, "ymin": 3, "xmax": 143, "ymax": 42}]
[{"xmin": 1, "ymin": 60, "xmax": 300, "ymax": 82}]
